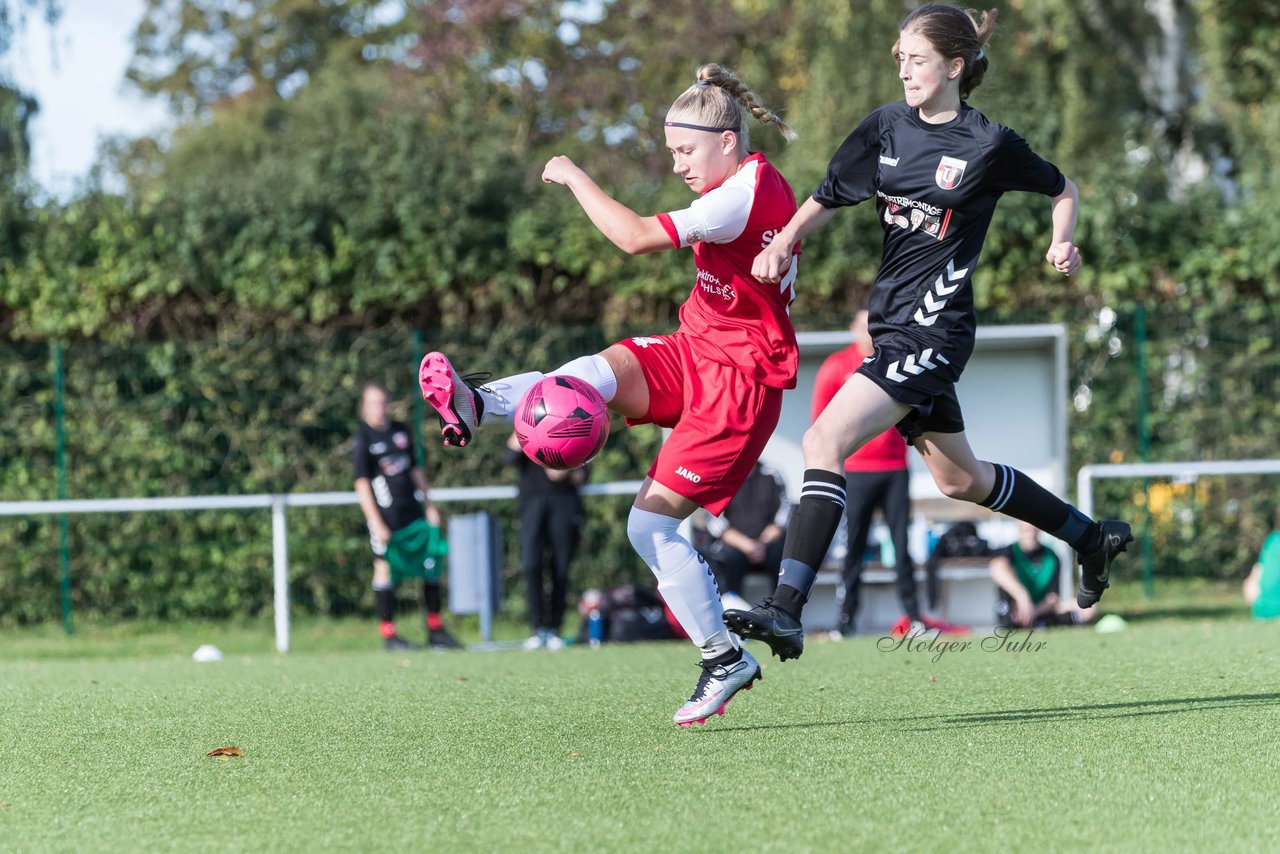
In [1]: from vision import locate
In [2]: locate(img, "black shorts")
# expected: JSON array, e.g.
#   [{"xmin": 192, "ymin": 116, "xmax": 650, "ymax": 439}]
[{"xmin": 856, "ymin": 333, "xmax": 973, "ymax": 444}]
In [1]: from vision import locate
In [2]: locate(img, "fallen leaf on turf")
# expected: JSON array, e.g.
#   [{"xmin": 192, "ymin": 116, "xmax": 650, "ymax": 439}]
[
  {"xmin": 570, "ymin": 752, "xmax": 580, "ymax": 757},
  {"xmin": 929, "ymin": 675, "xmax": 937, "ymax": 683},
  {"xmin": 0, "ymin": 802, "xmax": 9, "ymax": 808},
  {"xmin": 207, "ymin": 746, "xmax": 243, "ymax": 758}
]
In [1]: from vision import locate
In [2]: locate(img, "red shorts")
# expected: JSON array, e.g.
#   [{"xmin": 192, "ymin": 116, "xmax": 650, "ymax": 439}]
[{"xmin": 617, "ymin": 332, "xmax": 783, "ymax": 516}]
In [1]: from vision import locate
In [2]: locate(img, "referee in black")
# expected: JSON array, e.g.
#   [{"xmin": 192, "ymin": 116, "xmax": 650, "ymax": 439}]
[{"xmin": 354, "ymin": 382, "xmax": 462, "ymax": 651}]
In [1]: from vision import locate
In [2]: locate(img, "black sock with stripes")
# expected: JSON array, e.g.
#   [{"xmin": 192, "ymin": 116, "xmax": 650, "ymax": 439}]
[
  {"xmin": 773, "ymin": 469, "xmax": 847, "ymax": 616},
  {"xmin": 979, "ymin": 462, "xmax": 1098, "ymax": 551}
]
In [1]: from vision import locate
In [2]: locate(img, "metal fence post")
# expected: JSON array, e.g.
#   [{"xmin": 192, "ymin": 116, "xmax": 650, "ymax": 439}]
[
  {"xmin": 53, "ymin": 342, "xmax": 73, "ymax": 635},
  {"xmin": 1135, "ymin": 306, "xmax": 1154, "ymax": 597},
  {"xmin": 271, "ymin": 495, "xmax": 290, "ymax": 652},
  {"xmin": 411, "ymin": 329, "xmax": 427, "ymax": 470}
]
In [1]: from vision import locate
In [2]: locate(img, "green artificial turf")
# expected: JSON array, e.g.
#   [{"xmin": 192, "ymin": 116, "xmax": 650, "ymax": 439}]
[{"xmin": 2, "ymin": 615, "xmax": 1279, "ymax": 852}]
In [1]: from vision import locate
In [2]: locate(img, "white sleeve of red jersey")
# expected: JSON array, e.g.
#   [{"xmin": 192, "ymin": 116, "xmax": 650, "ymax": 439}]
[{"xmin": 657, "ymin": 163, "xmax": 758, "ymax": 248}]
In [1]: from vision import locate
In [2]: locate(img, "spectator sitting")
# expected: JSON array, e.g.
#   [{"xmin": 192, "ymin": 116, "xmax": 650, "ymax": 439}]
[
  {"xmin": 1243, "ymin": 508, "xmax": 1280, "ymax": 620},
  {"xmin": 990, "ymin": 521, "xmax": 1097, "ymax": 628},
  {"xmin": 701, "ymin": 461, "xmax": 789, "ymax": 613}
]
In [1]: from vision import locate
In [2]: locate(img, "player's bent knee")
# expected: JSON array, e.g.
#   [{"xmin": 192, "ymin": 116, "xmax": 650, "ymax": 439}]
[
  {"xmin": 801, "ymin": 423, "xmax": 845, "ymax": 468},
  {"xmin": 935, "ymin": 474, "xmax": 980, "ymax": 502},
  {"xmin": 626, "ymin": 505, "xmax": 679, "ymax": 566}
]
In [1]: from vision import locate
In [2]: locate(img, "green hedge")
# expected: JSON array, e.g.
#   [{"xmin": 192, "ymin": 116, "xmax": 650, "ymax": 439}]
[
  {"xmin": 0, "ymin": 325, "xmax": 663, "ymax": 625},
  {"xmin": 3, "ymin": 307, "xmax": 1279, "ymax": 626}
]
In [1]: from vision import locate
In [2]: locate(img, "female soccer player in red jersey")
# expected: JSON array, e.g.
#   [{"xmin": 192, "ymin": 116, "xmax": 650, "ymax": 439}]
[
  {"xmin": 420, "ymin": 64, "xmax": 800, "ymax": 726},
  {"xmin": 725, "ymin": 5, "xmax": 1132, "ymax": 660}
]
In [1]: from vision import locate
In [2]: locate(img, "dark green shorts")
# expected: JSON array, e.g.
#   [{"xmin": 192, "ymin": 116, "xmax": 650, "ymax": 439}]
[{"xmin": 375, "ymin": 518, "xmax": 448, "ymax": 584}]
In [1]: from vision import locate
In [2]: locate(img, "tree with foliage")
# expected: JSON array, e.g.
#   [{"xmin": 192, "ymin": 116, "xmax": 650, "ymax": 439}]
[{"xmin": 127, "ymin": 0, "xmax": 412, "ymax": 115}]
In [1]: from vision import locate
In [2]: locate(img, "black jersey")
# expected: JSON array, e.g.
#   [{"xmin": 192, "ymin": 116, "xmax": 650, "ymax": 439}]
[
  {"xmin": 352, "ymin": 419, "xmax": 423, "ymax": 531},
  {"xmin": 814, "ymin": 102, "xmax": 1065, "ymax": 346}
]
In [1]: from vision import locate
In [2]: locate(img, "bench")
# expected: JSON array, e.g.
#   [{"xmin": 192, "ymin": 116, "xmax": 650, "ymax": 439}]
[
  {"xmin": 740, "ymin": 561, "xmax": 996, "ymax": 635},
  {"xmin": 694, "ymin": 500, "xmax": 1012, "ymax": 635}
]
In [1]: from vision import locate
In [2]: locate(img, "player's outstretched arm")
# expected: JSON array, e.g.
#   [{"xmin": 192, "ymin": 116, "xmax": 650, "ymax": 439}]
[
  {"xmin": 542, "ymin": 155, "xmax": 672, "ymax": 255},
  {"xmin": 751, "ymin": 197, "xmax": 838, "ymax": 283},
  {"xmin": 1045, "ymin": 177, "xmax": 1081, "ymax": 277}
]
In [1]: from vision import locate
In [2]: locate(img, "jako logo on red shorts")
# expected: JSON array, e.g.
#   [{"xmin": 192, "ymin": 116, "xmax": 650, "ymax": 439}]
[{"xmin": 675, "ymin": 466, "xmax": 702, "ymax": 483}]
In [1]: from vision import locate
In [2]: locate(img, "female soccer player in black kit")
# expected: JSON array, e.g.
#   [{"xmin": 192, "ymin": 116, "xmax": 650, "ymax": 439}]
[
  {"xmin": 354, "ymin": 382, "xmax": 462, "ymax": 651},
  {"xmin": 725, "ymin": 4, "xmax": 1132, "ymax": 660}
]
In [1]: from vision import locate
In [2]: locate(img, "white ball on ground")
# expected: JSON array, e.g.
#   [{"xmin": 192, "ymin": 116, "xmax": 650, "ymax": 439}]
[
  {"xmin": 192, "ymin": 644, "xmax": 224, "ymax": 662},
  {"xmin": 1094, "ymin": 614, "xmax": 1127, "ymax": 634}
]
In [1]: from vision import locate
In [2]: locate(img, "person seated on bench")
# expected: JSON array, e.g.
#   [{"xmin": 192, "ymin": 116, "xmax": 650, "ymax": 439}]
[
  {"xmin": 1243, "ymin": 506, "xmax": 1280, "ymax": 620},
  {"xmin": 990, "ymin": 521, "xmax": 1097, "ymax": 628},
  {"xmin": 702, "ymin": 461, "xmax": 789, "ymax": 613}
]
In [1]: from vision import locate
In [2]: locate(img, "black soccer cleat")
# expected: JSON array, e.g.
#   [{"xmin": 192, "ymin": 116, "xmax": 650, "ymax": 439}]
[
  {"xmin": 384, "ymin": 635, "xmax": 421, "ymax": 652},
  {"xmin": 1076, "ymin": 519, "xmax": 1133, "ymax": 608},
  {"xmin": 723, "ymin": 598, "xmax": 805, "ymax": 662},
  {"xmin": 428, "ymin": 627, "xmax": 465, "ymax": 651}
]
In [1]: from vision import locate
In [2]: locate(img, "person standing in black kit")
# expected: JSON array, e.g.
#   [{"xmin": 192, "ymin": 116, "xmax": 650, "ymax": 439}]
[
  {"xmin": 727, "ymin": 4, "xmax": 1132, "ymax": 662},
  {"xmin": 507, "ymin": 432, "xmax": 587, "ymax": 650},
  {"xmin": 354, "ymin": 382, "xmax": 463, "ymax": 651}
]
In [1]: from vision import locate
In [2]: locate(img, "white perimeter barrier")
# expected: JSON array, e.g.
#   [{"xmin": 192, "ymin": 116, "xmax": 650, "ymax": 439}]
[
  {"xmin": 1076, "ymin": 459, "xmax": 1280, "ymax": 521},
  {"xmin": 0, "ymin": 481, "xmax": 646, "ymax": 652}
]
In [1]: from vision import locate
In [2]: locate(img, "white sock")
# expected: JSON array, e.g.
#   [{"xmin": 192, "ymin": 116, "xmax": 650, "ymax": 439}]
[
  {"xmin": 551, "ymin": 354, "xmax": 618, "ymax": 403},
  {"xmin": 626, "ymin": 507, "xmax": 738, "ymax": 659},
  {"xmin": 479, "ymin": 355, "xmax": 618, "ymax": 425},
  {"xmin": 476, "ymin": 371, "xmax": 544, "ymax": 425}
]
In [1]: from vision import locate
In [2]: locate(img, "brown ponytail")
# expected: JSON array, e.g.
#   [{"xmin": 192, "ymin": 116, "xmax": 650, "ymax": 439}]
[{"xmin": 896, "ymin": 5, "xmax": 999, "ymax": 100}]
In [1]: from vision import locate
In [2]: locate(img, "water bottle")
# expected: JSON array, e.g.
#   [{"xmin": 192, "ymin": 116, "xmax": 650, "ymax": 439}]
[
  {"xmin": 880, "ymin": 537, "xmax": 896, "ymax": 567},
  {"xmin": 587, "ymin": 608, "xmax": 604, "ymax": 648}
]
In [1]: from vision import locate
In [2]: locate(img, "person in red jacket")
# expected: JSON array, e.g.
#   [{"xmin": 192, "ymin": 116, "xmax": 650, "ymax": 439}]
[{"xmin": 813, "ymin": 310, "xmax": 920, "ymax": 636}]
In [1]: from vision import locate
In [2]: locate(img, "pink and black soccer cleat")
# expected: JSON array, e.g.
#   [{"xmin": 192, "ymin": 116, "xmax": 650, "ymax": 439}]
[{"xmin": 419, "ymin": 351, "xmax": 482, "ymax": 447}]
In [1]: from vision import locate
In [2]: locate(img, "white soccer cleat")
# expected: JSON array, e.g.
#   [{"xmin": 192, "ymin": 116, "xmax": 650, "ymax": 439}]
[{"xmin": 673, "ymin": 648, "xmax": 761, "ymax": 728}]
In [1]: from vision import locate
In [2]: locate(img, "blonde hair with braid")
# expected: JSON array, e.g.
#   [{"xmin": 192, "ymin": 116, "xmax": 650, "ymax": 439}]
[{"xmin": 667, "ymin": 63, "xmax": 797, "ymax": 150}]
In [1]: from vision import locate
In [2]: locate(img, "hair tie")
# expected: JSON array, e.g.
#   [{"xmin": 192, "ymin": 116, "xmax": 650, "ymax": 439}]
[
  {"xmin": 695, "ymin": 80, "xmax": 712, "ymax": 88},
  {"xmin": 975, "ymin": 48, "xmax": 985, "ymax": 61}
]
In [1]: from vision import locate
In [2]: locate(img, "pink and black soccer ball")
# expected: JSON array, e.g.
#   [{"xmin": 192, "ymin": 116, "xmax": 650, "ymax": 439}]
[{"xmin": 514, "ymin": 376, "xmax": 610, "ymax": 471}]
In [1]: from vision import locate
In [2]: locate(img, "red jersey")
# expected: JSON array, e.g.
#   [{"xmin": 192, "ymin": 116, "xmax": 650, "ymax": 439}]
[
  {"xmin": 812, "ymin": 342, "xmax": 908, "ymax": 471},
  {"xmin": 656, "ymin": 153, "xmax": 800, "ymax": 389}
]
